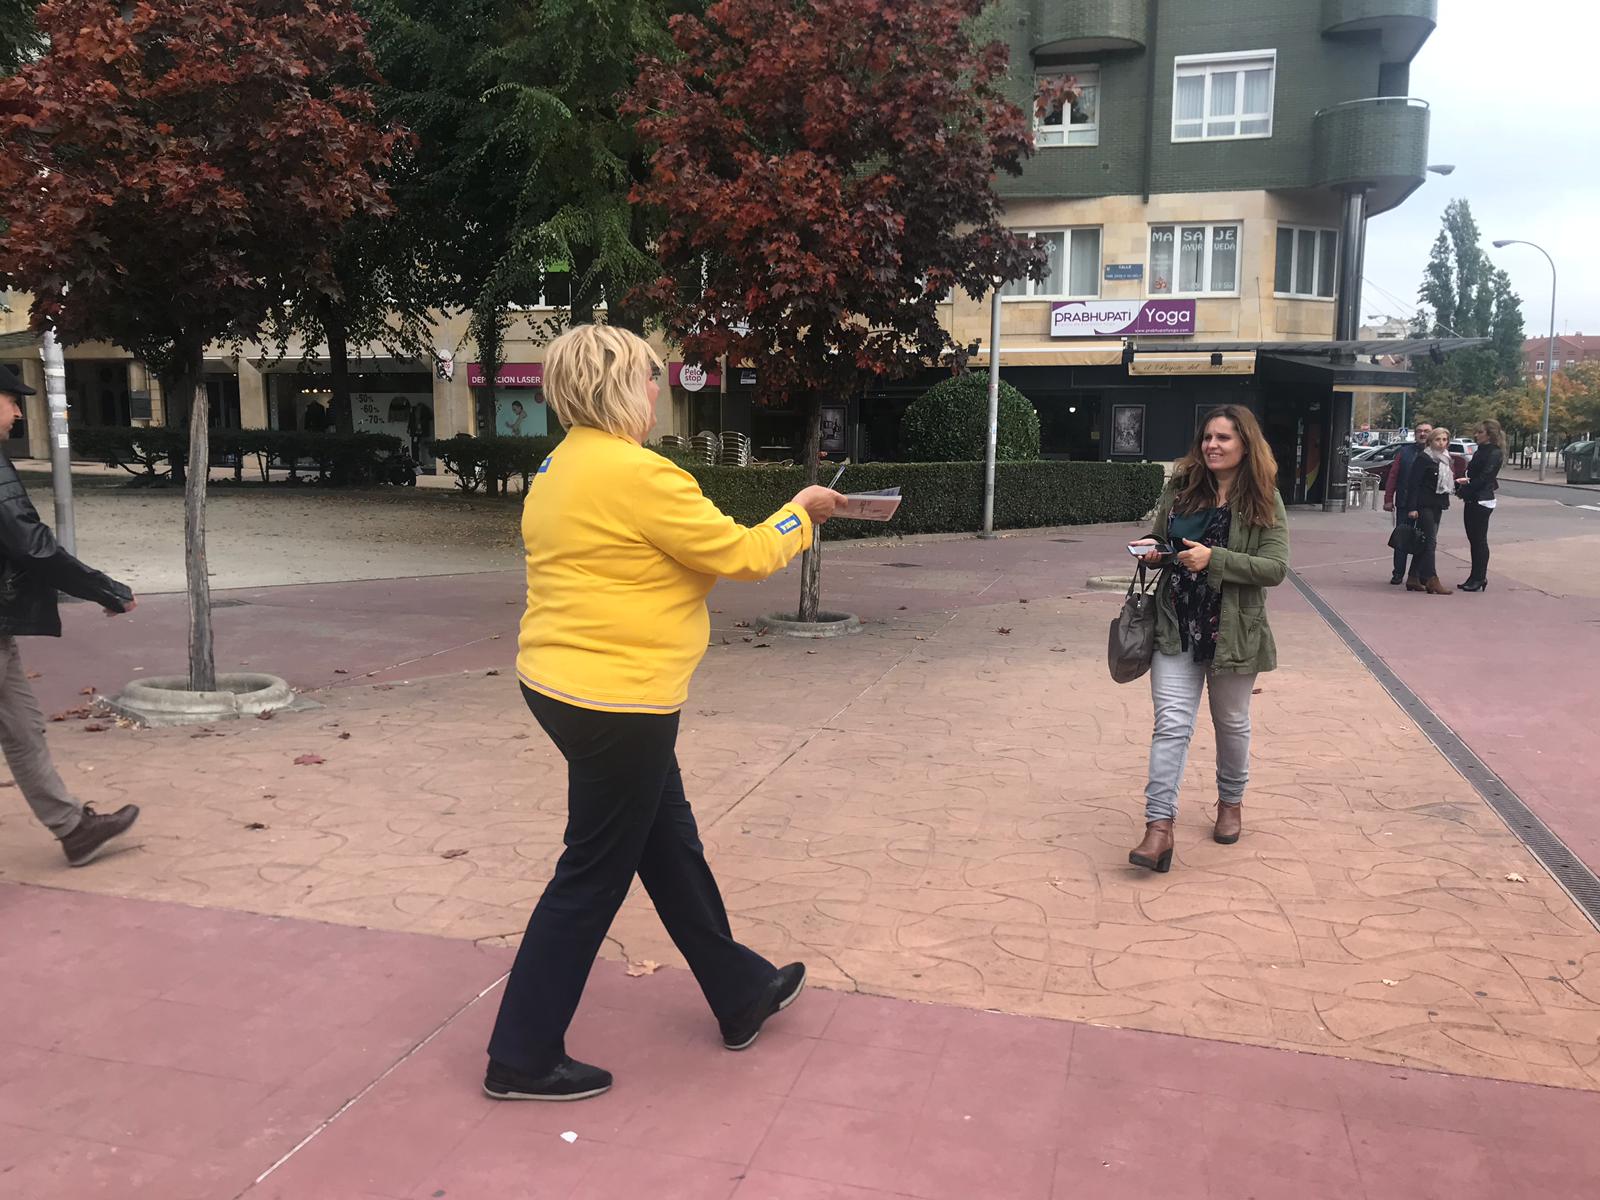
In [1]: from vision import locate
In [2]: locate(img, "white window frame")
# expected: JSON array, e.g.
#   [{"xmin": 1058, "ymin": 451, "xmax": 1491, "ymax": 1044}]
[
  {"xmin": 1034, "ymin": 66, "xmax": 1100, "ymax": 148},
  {"xmin": 1000, "ymin": 227, "xmax": 1103, "ymax": 300},
  {"xmin": 1172, "ymin": 50, "xmax": 1276, "ymax": 143},
  {"xmin": 1274, "ymin": 225, "xmax": 1339, "ymax": 300},
  {"xmin": 1147, "ymin": 222, "xmax": 1241, "ymax": 298},
  {"xmin": 1535, "ymin": 360, "xmax": 1545, "ymax": 371}
]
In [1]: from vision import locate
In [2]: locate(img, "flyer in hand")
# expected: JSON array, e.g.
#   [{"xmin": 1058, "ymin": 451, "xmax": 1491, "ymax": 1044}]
[{"xmin": 835, "ymin": 487, "xmax": 901, "ymax": 521}]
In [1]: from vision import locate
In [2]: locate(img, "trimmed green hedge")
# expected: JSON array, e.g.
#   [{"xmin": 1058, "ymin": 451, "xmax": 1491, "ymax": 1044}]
[
  {"xmin": 900, "ymin": 373, "xmax": 1041, "ymax": 462},
  {"xmin": 432, "ymin": 433, "xmax": 565, "ymax": 494},
  {"xmin": 681, "ymin": 460, "xmax": 1164, "ymax": 539}
]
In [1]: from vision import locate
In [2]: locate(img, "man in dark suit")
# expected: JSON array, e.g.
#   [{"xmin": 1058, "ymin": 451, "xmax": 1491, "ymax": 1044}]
[
  {"xmin": 0, "ymin": 365, "xmax": 142, "ymax": 866},
  {"xmin": 1384, "ymin": 421, "xmax": 1433, "ymax": 586}
]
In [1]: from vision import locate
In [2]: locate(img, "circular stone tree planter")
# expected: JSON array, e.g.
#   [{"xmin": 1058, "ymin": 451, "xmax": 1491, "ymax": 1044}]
[
  {"xmin": 761, "ymin": 611, "xmax": 863, "ymax": 639},
  {"xmin": 105, "ymin": 673, "xmax": 298, "ymax": 728}
]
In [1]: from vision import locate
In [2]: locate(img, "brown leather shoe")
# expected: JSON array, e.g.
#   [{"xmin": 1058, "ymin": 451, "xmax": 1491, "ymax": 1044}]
[
  {"xmin": 1424, "ymin": 576, "xmax": 1454, "ymax": 595},
  {"xmin": 60, "ymin": 804, "xmax": 141, "ymax": 867},
  {"xmin": 1405, "ymin": 578, "xmax": 1427, "ymax": 592},
  {"xmin": 1128, "ymin": 819, "xmax": 1175, "ymax": 873},
  {"xmin": 1214, "ymin": 802, "xmax": 1242, "ymax": 845}
]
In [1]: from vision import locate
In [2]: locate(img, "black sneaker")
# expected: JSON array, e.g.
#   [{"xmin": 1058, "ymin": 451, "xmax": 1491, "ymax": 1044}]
[
  {"xmin": 721, "ymin": 963, "xmax": 806, "ymax": 1051},
  {"xmin": 1389, "ymin": 572, "xmax": 1404, "ymax": 585},
  {"xmin": 60, "ymin": 804, "xmax": 140, "ymax": 867},
  {"xmin": 483, "ymin": 1056, "xmax": 612, "ymax": 1102}
]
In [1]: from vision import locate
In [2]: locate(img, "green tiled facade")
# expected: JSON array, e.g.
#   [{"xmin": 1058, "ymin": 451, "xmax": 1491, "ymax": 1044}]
[{"xmin": 994, "ymin": 0, "xmax": 1429, "ymax": 205}]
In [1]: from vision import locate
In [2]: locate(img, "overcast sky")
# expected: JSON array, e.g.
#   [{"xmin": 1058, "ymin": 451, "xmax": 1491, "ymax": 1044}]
[{"xmin": 1361, "ymin": 1, "xmax": 1600, "ymax": 340}]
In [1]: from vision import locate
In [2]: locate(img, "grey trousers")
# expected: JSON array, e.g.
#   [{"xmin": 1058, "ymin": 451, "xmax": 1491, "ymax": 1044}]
[
  {"xmin": 1144, "ymin": 650, "xmax": 1257, "ymax": 822},
  {"xmin": 0, "ymin": 637, "xmax": 83, "ymax": 838}
]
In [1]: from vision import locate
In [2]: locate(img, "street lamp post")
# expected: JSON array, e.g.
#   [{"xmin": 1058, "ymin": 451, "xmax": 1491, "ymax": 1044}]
[{"xmin": 1492, "ymin": 239, "xmax": 1558, "ymax": 481}]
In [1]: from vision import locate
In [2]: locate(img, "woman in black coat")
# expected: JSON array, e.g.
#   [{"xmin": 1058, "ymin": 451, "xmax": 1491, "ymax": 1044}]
[
  {"xmin": 1456, "ymin": 419, "xmax": 1506, "ymax": 592},
  {"xmin": 1405, "ymin": 426, "xmax": 1456, "ymax": 595}
]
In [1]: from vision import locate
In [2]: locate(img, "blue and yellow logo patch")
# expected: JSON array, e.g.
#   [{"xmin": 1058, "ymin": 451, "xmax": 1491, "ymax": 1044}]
[
  {"xmin": 536, "ymin": 455, "xmax": 553, "ymax": 475},
  {"xmin": 775, "ymin": 514, "xmax": 802, "ymax": 535}
]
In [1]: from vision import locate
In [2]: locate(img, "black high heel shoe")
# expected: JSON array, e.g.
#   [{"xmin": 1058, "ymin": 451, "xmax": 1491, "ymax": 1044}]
[{"xmin": 1459, "ymin": 579, "xmax": 1489, "ymax": 593}]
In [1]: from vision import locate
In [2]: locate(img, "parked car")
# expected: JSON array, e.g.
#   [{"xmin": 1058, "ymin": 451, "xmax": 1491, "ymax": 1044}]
[
  {"xmin": 1450, "ymin": 439, "xmax": 1477, "ymax": 461},
  {"xmin": 1351, "ymin": 442, "xmax": 1404, "ymax": 479}
]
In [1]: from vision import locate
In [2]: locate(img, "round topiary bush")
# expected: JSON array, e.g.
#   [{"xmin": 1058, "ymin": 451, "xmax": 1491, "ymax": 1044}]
[{"xmin": 899, "ymin": 372, "xmax": 1041, "ymax": 462}]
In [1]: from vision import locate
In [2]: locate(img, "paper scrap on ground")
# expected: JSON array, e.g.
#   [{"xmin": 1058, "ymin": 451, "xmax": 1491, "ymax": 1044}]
[
  {"xmin": 560, "ymin": 1132, "xmax": 578, "ymax": 1144},
  {"xmin": 836, "ymin": 487, "xmax": 901, "ymax": 521}
]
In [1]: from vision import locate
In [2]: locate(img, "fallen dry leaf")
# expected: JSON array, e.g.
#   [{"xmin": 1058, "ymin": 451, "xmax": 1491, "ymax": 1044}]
[
  {"xmin": 79, "ymin": 687, "xmax": 96, "ymax": 696},
  {"xmin": 1252, "ymin": 688, "xmax": 1264, "ymax": 695},
  {"xmin": 1505, "ymin": 872, "xmax": 1527, "ymax": 883},
  {"xmin": 485, "ymin": 669, "xmax": 501, "ymax": 676},
  {"xmin": 25, "ymin": 671, "xmax": 41, "ymax": 680},
  {"xmin": 995, "ymin": 627, "xmax": 1012, "ymax": 636},
  {"xmin": 333, "ymin": 668, "xmax": 349, "ymax": 675},
  {"xmin": 256, "ymin": 711, "xmax": 275, "ymax": 721},
  {"xmin": 1019, "ymin": 599, "xmax": 1030, "ymax": 604},
  {"xmin": 440, "ymin": 848, "xmax": 469, "ymax": 859},
  {"xmin": 624, "ymin": 960, "xmax": 660, "ymax": 977},
  {"xmin": 245, "ymin": 822, "xmax": 268, "ymax": 831},
  {"xmin": 293, "ymin": 754, "xmax": 326, "ymax": 766},
  {"xmin": 82, "ymin": 723, "xmax": 108, "ymax": 733},
  {"xmin": 753, "ymin": 642, "xmax": 771, "ymax": 649},
  {"xmin": 338, "ymin": 732, "xmax": 352, "ymax": 740}
]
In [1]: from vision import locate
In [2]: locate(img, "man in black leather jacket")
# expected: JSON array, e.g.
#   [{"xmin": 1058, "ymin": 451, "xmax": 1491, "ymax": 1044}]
[{"xmin": 0, "ymin": 365, "xmax": 142, "ymax": 866}]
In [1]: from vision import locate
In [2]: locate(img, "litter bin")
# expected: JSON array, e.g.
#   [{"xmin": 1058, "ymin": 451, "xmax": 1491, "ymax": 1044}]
[{"xmin": 1567, "ymin": 441, "xmax": 1600, "ymax": 485}]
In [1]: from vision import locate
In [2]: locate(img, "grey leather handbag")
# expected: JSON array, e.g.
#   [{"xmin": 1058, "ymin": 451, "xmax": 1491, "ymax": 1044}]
[{"xmin": 1107, "ymin": 563, "xmax": 1159, "ymax": 684}]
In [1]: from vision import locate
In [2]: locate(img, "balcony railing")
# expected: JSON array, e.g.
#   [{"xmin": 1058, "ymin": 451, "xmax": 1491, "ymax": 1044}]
[
  {"xmin": 1031, "ymin": 0, "xmax": 1147, "ymax": 56},
  {"xmin": 1321, "ymin": 0, "xmax": 1437, "ymax": 60},
  {"xmin": 1312, "ymin": 97, "xmax": 1431, "ymax": 212}
]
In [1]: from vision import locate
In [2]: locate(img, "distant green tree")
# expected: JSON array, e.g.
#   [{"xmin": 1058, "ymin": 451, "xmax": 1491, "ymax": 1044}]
[{"xmin": 1412, "ymin": 199, "xmax": 1525, "ymax": 398}]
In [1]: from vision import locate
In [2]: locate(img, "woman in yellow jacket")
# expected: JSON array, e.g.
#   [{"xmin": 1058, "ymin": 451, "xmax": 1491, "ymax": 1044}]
[{"xmin": 485, "ymin": 325, "xmax": 843, "ymax": 1102}]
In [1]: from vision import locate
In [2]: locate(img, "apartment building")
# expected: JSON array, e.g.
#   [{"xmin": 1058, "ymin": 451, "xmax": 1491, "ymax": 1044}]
[{"xmin": 1523, "ymin": 334, "xmax": 1600, "ymax": 382}]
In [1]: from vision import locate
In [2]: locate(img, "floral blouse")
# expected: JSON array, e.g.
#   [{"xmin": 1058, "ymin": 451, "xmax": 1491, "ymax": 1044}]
[{"xmin": 1168, "ymin": 505, "xmax": 1233, "ymax": 664}]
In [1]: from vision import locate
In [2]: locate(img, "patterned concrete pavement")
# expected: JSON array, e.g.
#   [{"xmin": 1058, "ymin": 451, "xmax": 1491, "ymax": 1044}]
[{"xmin": 6, "ymin": 522, "xmax": 1599, "ymax": 1095}]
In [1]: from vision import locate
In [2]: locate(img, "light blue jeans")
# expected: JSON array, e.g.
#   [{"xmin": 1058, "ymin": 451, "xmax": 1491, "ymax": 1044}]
[{"xmin": 1144, "ymin": 650, "xmax": 1257, "ymax": 822}]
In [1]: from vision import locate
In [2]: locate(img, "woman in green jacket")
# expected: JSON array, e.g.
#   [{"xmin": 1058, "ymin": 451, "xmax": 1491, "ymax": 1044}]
[{"xmin": 1128, "ymin": 405, "xmax": 1290, "ymax": 872}]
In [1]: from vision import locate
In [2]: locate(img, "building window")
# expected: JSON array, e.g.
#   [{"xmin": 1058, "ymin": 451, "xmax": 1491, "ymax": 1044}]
[
  {"xmin": 1535, "ymin": 360, "xmax": 1545, "ymax": 371},
  {"xmin": 1001, "ymin": 228, "xmax": 1102, "ymax": 299},
  {"xmin": 1035, "ymin": 68, "xmax": 1100, "ymax": 147},
  {"xmin": 1173, "ymin": 52, "xmax": 1276, "ymax": 141},
  {"xmin": 1149, "ymin": 223, "xmax": 1239, "ymax": 296},
  {"xmin": 1274, "ymin": 226, "xmax": 1338, "ymax": 299}
]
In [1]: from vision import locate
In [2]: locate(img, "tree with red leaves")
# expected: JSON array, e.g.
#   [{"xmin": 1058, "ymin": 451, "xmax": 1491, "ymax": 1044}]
[
  {"xmin": 628, "ymin": 0, "xmax": 1038, "ymax": 621},
  {"xmin": 0, "ymin": 0, "xmax": 401, "ymax": 689}
]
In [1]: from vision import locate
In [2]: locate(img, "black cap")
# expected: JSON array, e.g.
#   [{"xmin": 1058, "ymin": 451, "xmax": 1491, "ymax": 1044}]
[{"xmin": 0, "ymin": 364, "xmax": 35, "ymax": 398}]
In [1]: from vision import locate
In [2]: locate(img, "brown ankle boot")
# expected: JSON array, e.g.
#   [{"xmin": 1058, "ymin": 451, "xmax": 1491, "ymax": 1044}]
[
  {"xmin": 1424, "ymin": 576, "xmax": 1454, "ymax": 595},
  {"xmin": 1129, "ymin": 820, "xmax": 1175, "ymax": 873},
  {"xmin": 1213, "ymin": 802, "xmax": 1242, "ymax": 845}
]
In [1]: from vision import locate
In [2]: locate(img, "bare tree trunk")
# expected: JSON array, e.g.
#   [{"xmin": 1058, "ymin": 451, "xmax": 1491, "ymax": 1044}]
[
  {"xmin": 797, "ymin": 394, "xmax": 823, "ymax": 622},
  {"xmin": 324, "ymin": 303, "xmax": 355, "ymax": 435},
  {"xmin": 181, "ymin": 340, "xmax": 216, "ymax": 691}
]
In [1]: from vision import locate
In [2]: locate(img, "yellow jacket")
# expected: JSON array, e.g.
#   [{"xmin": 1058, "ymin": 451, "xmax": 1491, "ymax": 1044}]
[{"xmin": 515, "ymin": 425, "xmax": 813, "ymax": 714}]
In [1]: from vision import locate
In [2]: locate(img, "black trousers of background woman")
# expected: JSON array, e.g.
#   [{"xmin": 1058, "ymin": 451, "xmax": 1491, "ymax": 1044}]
[
  {"xmin": 1408, "ymin": 508, "xmax": 1441, "ymax": 582},
  {"xmin": 1464, "ymin": 501, "xmax": 1493, "ymax": 584},
  {"xmin": 487, "ymin": 686, "xmax": 776, "ymax": 1075}
]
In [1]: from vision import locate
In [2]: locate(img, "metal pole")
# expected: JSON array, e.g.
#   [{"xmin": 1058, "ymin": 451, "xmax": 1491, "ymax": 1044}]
[
  {"xmin": 40, "ymin": 330, "xmax": 75, "ymax": 555},
  {"xmin": 980, "ymin": 284, "xmax": 1002, "ymax": 538},
  {"xmin": 1335, "ymin": 190, "xmax": 1367, "ymax": 341},
  {"xmin": 1540, "ymin": 258, "xmax": 1557, "ymax": 482}
]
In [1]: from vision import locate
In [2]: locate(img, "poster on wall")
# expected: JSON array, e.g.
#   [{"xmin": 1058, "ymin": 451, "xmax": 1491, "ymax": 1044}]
[
  {"xmin": 820, "ymin": 406, "xmax": 848, "ymax": 455},
  {"xmin": 1112, "ymin": 405, "xmax": 1145, "ymax": 456},
  {"xmin": 495, "ymin": 394, "xmax": 549, "ymax": 438}
]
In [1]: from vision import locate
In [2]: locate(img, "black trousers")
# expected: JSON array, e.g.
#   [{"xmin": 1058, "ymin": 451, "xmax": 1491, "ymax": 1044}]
[
  {"xmin": 487, "ymin": 686, "xmax": 776, "ymax": 1074},
  {"xmin": 1408, "ymin": 507, "xmax": 1441, "ymax": 582},
  {"xmin": 1464, "ymin": 501, "xmax": 1493, "ymax": 583}
]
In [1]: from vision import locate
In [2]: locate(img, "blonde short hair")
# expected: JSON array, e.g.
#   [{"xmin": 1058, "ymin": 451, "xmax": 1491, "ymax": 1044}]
[
  {"xmin": 1431, "ymin": 426, "xmax": 1450, "ymax": 443},
  {"xmin": 541, "ymin": 324, "xmax": 662, "ymax": 440}
]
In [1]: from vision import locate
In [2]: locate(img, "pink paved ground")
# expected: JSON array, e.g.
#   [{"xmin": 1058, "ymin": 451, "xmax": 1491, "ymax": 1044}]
[
  {"xmin": 6, "ymin": 883, "xmax": 1598, "ymax": 1200},
  {"xmin": 8, "ymin": 504, "xmax": 1600, "ymax": 1197}
]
